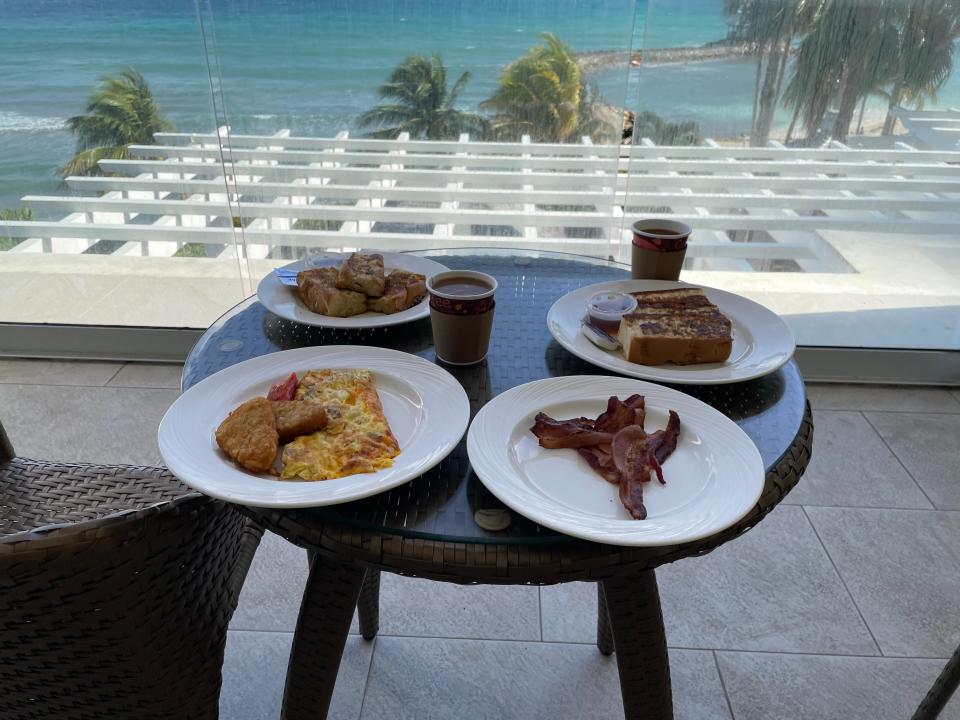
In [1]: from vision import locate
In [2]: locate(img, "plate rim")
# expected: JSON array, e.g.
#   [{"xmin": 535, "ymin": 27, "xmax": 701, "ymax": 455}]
[
  {"xmin": 466, "ymin": 375, "xmax": 765, "ymax": 546},
  {"xmin": 256, "ymin": 252, "xmax": 449, "ymax": 329},
  {"xmin": 158, "ymin": 345, "xmax": 470, "ymax": 508},
  {"xmin": 546, "ymin": 279, "xmax": 795, "ymax": 384}
]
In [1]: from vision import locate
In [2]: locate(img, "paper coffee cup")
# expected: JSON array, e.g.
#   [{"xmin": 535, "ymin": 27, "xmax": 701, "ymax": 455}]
[
  {"xmin": 427, "ymin": 270, "xmax": 497, "ymax": 365},
  {"xmin": 631, "ymin": 219, "xmax": 691, "ymax": 280}
]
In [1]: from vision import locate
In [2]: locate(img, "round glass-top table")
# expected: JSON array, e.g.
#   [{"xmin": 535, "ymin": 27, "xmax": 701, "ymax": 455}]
[{"xmin": 183, "ymin": 249, "xmax": 813, "ymax": 720}]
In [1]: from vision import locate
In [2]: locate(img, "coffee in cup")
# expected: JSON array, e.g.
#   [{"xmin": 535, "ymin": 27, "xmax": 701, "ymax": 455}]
[
  {"xmin": 427, "ymin": 270, "xmax": 497, "ymax": 365},
  {"xmin": 631, "ymin": 219, "xmax": 692, "ymax": 281}
]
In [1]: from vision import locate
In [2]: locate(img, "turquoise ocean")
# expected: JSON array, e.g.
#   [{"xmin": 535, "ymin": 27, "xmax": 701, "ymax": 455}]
[{"xmin": 2, "ymin": 0, "xmax": 959, "ymax": 209}]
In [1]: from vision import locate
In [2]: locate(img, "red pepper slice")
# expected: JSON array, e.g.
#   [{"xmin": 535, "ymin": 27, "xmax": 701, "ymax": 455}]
[{"xmin": 267, "ymin": 372, "xmax": 299, "ymax": 401}]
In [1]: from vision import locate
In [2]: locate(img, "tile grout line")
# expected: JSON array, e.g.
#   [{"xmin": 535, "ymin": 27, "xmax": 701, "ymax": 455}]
[
  {"xmin": 356, "ymin": 636, "xmax": 378, "ymax": 720},
  {"xmin": 711, "ymin": 650, "xmax": 738, "ymax": 720},
  {"xmin": 537, "ymin": 586, "xmax": 544, "ymax": 642},
  {"xmin": 810, "ymin": 407, "xmax": 960, "ymax": 416},
  {"xmin": 224, "ymin": 628, "xmax": 952, "ymax": 662},
  {"xmin": 103, "ymin": 363, "xmax": 127, "ymax": 386},
  {"xmin": 703, "ymin": 646, "xmax": 952, "ymax": 661},
  {"xmin": 860, "ymin": 411, "xmax": 939, "ymax": 510},
  {"xmin": 0, "ymin": 380, "xmax": 176, "ymax": 391},
  {"xmin": 799, "ymin": 505, "xmax": 885, "ymax": 657},
  {"xmin": 787, "ymin": 501, "xmax": 952, "ymax": 513}
]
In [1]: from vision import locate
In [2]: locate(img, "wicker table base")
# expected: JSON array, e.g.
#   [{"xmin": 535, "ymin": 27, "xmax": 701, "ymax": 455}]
[{"xmin": 248, "ymin": 403, "xmax": 812, "ymax": 720}]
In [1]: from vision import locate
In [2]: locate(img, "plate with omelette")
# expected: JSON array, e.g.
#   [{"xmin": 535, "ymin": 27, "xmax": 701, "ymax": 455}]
[
  {"xmin": 257, "ymin": 251, "xmax": 450, "ymax": 329},
  {"xmin": 157, "ymin": 346, "xmax": 470, "ymax": 508}
]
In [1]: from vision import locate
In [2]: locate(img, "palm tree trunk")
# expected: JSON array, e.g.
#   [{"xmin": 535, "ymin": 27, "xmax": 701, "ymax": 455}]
[
  {"xmin": 773, "ymin": 28, "xmax": 794, "ymax": 108},
  {"xmin": 882, "ymin": 78, "xmax": 905, "ymax": 135},
  {"xmin": 832, "ymin": 70, "xmax": 863, "ymax": 142},
  {"xmin": 752, "ymin": 45, "xmax": 786, "ymax": 147},
  {"xmin": 785, "ymin": 103, "xmax": 801, "ymax": 144},
  {"xmin": 751, "ymin": 54, "xmax": 763, "ymax": 136},
  {"xmin": 856, "ymin": 95, "xmax": 868, "ymax": 135}
]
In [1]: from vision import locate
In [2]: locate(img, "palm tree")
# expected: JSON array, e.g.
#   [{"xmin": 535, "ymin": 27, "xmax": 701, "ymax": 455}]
[
  {"xmin": 357, "ymin": 54, "xmax": 488, "ymax": 140},
  {"xmin": 481, "ymin": 33, "xmax": 590, "ymax": 143},
  {"xmin": 632, "ymin": 112, "xmax": 702, "ymax": 146},
  {"xmin": 881, "ymin": 0, "xmax": 960, "ymax": 134},
  {"xmin": 725, "ymin": 0, "xmax": 815, "ymax": 146},
  {"xmin": 60, "ymin": 69, "xmax": 173, "ymax": 177},
  {"xmin": 783, "ymin": 0, "xmax": 909, "ymax": 142}
]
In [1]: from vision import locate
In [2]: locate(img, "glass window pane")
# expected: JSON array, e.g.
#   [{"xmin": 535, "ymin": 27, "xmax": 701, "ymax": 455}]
[
  {"xmin": 203, "ymin": 0, "xmax": 638, "ymax": 279},
  {"xmin": 625, "ymin": 0, "xmax": 960, "ymax": 351},
  {"xmin": 0, "ymin": 0, "xmax": 243, "ymax": 328}
]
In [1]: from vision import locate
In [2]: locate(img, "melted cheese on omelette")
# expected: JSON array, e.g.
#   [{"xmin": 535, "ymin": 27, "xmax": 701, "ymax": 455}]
[{"xmin": 280, "ymin": 369, "xmax": 400, "ymax": 480}]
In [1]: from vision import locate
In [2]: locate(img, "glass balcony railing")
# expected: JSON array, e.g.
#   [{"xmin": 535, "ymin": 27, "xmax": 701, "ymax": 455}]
[{"xmin": 0, "ymin": 0, "xmax": 957, "ymax": 354}]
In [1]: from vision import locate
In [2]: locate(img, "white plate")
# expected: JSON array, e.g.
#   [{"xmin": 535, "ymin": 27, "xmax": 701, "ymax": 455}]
[
  {"xmin": 158, "ymin": 346, "xmax": 470, "ymax": 508},
  {"xmin": 467, "ymin": 376, "xmax": 764, "ymax": 546},
  {"xmin": 547, "ymin": 279, "xmax": 795, "ymax": 384},
  {"xmin": 257, "ymin": 252, "xmax": 449, "ymax": 328}
]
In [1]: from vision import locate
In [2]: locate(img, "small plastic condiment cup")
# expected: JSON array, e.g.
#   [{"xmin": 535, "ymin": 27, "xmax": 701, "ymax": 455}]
[{"xmin": 586, "ymin": 292, "xmax": 637, "ymax": 324}]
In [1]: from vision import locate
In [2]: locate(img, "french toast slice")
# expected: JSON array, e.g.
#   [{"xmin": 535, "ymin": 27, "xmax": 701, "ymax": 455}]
[
  {"xmin": 366, "ymin": 270, "xmax": 427, "ymax": 314},
  {"xmin": 336, "ymin": 252, "xmax": 385, "ymax": 297},
  {"xmin": 631, "ymin": 287, "xmax": 714, "ymax": 310},
  {"xmin": 618, "ymin": 311, "xmax": 732, "ymax": 366},
  {"xmin": 296, "ymin": 267, "xmax": 367, "ymax": 317}
]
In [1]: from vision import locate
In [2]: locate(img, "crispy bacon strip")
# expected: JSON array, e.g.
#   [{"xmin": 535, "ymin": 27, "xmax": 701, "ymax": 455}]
[
  {"xmin": 577, "ymin": 447, "xmax": 621, "ymax": 484},
  {"xmin": 530, "ymin": 397, "xmax": 681, "ymax": 520},
  {"xmin": 530, "ymin": 413, "xmax": 612, "ymax": 449},
  {"xmin": 611, "ymin": 425, "xmax": 658, "ymax": 518},
  {"xmin": 595, "ymin": 394, "xmax": 646, "ymax": 434}
]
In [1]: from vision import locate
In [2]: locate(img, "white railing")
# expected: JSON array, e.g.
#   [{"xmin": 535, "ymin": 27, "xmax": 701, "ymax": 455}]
[{"xmin": 3, "ymin": 130, "xmax": 959, "ymax": 272}]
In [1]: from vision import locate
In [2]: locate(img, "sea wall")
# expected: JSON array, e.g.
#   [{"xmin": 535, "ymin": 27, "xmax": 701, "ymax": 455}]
[{"xmin": 577, "ymin": 43, "xmax": 752, "ymax": 72}]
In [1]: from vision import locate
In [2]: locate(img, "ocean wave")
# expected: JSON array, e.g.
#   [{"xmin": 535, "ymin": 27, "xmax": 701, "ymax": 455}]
[
  {"xmin": 251, "ymin": 113, "xmax": 279, "ymax": 120},
  {"xmin": 0, "ymin": 111, "xmax": 66, "ymax": 133}
]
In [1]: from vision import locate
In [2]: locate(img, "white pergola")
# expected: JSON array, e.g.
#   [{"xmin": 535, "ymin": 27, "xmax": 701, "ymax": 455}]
[{"xmin": 3, "ymin": 129, "xmax": 959, "ymax": 275}]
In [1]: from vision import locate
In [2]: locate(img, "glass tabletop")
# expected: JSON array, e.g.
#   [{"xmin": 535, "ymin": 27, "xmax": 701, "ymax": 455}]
[{"xmin": 183, "ymin": 248, "xmax": 807, "ymax": 545}]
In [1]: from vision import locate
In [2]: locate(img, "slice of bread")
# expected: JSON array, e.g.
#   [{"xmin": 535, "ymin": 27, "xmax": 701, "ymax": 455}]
[
  {"xmin": 296, "ymin": 268, "xmax": 367, "ymax": 317},
  {"xmin": 631, "ymin": 287, "xmax": 714, "ymax": 310},
  {"xmin": 618, "ymin": 310, "xmax": 732, "ymax": 365},
  {"xmin": 336, "ymin": 252, "xmax": 385, "ymax": 297},
  {"xmin": 366, "ymin": 270, "xmax": 427, "ymax": 314}
]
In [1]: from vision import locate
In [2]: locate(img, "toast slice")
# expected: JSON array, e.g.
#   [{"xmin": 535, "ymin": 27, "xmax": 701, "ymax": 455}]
[
  {"xmin": 336, "ymin": 252, "xmax": 385, "ymax": 297},
  {"xmin": 631, "ymin": 287, "xmax": 714, "ymax": 310},
  {"xmin": 366, "ymin": 270, "xmax": 427, "ymax": 314},
  {"xmin": 296, "ymin": 268, "xmax": 367, "ymax": 317},
  {"xmin": 618, "ymin": 311, "xmax": 732, "ymax": 366}
]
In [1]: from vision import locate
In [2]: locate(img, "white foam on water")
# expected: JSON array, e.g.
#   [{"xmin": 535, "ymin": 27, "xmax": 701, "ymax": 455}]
[{"xmin": 0, "ymin": 112, "xmax": 66, "ymax": 133}]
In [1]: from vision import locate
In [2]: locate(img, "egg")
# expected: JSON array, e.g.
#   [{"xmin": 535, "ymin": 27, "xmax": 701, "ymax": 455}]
[{"xmin": 280, "ymin": 369, "xmax": 400, "ymax": 480}]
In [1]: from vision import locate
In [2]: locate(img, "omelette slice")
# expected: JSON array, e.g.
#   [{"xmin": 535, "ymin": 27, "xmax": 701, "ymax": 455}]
[{"xmin": 280, "ymin": 369, "xmax": 400, "ymax": 480}]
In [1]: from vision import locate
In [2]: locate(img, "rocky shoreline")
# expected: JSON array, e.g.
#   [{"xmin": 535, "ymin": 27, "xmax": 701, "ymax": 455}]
[{"xmin": 576, "ymin": 42, "xmax": 752, "ymax": 72}]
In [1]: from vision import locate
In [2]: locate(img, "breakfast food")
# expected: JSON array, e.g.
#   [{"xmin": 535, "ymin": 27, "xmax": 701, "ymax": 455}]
[
  {"xmin": 215, "ymin": 397, "xmax": 280, "ymax": 473},
  {"xmin": 271, "ymin": 400, "xmax": 328, "ymax": 442},
  {"xmin": 296, "ymin": 267, "xmax": 367, "ymax": 317},
  {"xmin": 531, "ymin": 395, "xmax": 680, "ymax": 519},
  {"xmin": 617, "ymin": 288, "xmax": 732, "ymax": 365},
  {"xmin": 216, "ymin": 368, "xmax": 399, "ymax": 481},
  {"xmin": 290, "ymin": 253, "xmax": 429, "ymax": 318},
  {"xmin": 281, "ymin": 369, "xmax": 400, "ymax": 480},
  {"xmin": 336, "ymin": 252, "xmax": 385, "ymax": 297},
  {"xmin": 366, "ymin": 270, "xmax": 427, "ymax": 314}
]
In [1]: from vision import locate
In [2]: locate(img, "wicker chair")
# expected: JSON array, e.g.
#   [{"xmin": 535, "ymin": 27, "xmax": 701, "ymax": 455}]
[{"xmin": 0, "ymin": 419, "xmax": 263, "ymax": 720}]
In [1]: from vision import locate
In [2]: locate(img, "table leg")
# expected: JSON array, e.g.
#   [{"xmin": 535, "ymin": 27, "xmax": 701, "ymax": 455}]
[
  {"xmin": 601, "ymin": 570, "xmax": 673, "ymax": 720},
  {"xmin": 281, "ymin": 553, "xmax": 366, "ymax": 720},
  {"xmin": 357, "ymin": 568, "xmax": 381, "ymax": 641},
  {"xmin": 597, "ymin": 582, "xmax": 614, "ymax": 656}
]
